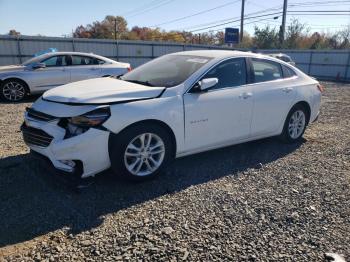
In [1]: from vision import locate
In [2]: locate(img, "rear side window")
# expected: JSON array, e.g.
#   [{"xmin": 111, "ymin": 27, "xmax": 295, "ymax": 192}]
[
  {"xmin": 71, "ymin": 56, "xmax": 96, "ymax": 66},
  {"xmin": 251, "ymin": 59, "xmax": 282, "ymax": 83},
  {"xmin": 204, "ymin": 58, "xmax": 247, "ymax": 90},
  {"xmin": 96, "ymin": 59, "xmax": 106, "ymax": 65},
  {"xmin": 282, "ymin": 65, "xmax": 297, "ymax": 78}
]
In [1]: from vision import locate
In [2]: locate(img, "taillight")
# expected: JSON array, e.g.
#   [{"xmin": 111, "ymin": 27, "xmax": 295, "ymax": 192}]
[
  {"xmin": 127, "ymin": 66, "xmax": 132, "ymax": 72},
  {"xmin": 317, "ymin": 83, "xmax": 324, "ymax": 93}
]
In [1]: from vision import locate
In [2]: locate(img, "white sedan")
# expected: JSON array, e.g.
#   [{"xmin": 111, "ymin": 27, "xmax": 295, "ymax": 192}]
[
  {"xmin": 22, "ymin": 50, "xmax": 322, "ymax": 181},
  {"xmin": 0, "ymin": 52, "xmax": 130, "ymax": 102}
]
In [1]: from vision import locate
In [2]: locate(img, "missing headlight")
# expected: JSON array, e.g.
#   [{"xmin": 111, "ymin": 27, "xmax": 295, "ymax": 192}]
[
  {"xmin": 68, "ymin": 107, "xmax": 110, "ymax": 128},
  {"xmin": 60, "ymin": 107, "xmax": 110, "ymax": 139},
  {"xmin": 65, "ymin": 123, "xmax": 88, "ymax": 138}
]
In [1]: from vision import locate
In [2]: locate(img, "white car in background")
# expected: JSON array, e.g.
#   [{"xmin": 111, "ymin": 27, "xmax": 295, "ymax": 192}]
[
  {"xmin": 22, "ymin": 50, "xmax": 322, "ymax": 181},
  {"xmin": 268, "ymin": 53, "xmax": 296, "ymax": 66},
  {"xmin": 0, "ymin": 52, "xmax": 130, "ymax": 102}
]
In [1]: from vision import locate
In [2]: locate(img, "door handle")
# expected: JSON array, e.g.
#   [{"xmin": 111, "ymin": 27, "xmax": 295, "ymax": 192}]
[
  {"xmin": 239, "ymin": 92, "xmax": 253, "ymax": 99},
  {"xmin": 282, "ymin": 87, "xmax": 293, "ymax": 93},
  {"xmin": 90, "ymin": 67, "xmax": 98, "ymax": 70}
]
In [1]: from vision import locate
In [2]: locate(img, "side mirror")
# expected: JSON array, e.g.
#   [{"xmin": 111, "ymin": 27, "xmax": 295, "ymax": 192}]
[
  {"xmin": 32, "ymin": 62, "xmax": 46, "ymax": 69},
  {"xmin": 193, "ymin": 78, "xmax": 218, "ymax": 92}
]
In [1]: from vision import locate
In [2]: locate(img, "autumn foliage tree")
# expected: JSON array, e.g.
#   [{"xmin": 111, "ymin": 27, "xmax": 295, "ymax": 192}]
[{"xmin": 71, "ymin": 15, "xmax": 350, "ymax": 49}]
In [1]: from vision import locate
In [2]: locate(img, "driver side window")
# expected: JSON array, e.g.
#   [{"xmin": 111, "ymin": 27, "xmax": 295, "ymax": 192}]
[
  {"xmin": 41, "ymin": 55, "xmax": 67, "ymax": 67},
  {"xmin": 203, "ymin": 58, "xmax": 247, "ymax": 90}
]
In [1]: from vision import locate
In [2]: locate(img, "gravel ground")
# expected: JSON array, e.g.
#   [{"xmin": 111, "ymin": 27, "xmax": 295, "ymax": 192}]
[{"xmin": 0, "ymin": 82, "xmax": 349, "ymax": 261}]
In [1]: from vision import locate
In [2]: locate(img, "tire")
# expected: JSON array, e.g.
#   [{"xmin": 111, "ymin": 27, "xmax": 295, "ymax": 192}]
[
  {"xmin": 0, "ymin": 79, "xmax": 28, "ymax": 102},
  {"xmin": 280, "ymin": 104, "xmax": 308, "ymax": 143},
  {"xmin": 109, "ymin": 123, "xmax": 174, "ymax": 181}
]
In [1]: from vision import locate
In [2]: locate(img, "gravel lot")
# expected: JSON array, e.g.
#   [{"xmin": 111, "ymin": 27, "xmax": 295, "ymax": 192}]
[{"xmin": 0, "ymin": 82, "xmax": 349, "ymax": 261}]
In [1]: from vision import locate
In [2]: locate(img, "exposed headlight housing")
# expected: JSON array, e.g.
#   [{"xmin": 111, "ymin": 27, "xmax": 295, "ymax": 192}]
[
  {"xmin": 62, "ymin": 107, "xmax": 110, "ymax": 139},
  {"xmin": 68, "ymin": 107, "xmax": 110, "ymax": 128}
]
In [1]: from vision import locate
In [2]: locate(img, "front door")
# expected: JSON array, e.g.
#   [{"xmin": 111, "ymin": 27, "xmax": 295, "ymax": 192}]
[
  {"xmin": 183, "ymin": 58, "xmax": 253, "ymax": 152},
  {"xmin": 31, "ymin": 55, "xmax": 70, "ymax": 92}
]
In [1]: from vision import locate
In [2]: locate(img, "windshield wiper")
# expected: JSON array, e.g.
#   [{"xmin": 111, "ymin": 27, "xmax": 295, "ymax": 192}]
[{"xmin": 123, "ymin": 79, "xmax": 154, "ymax": 87}]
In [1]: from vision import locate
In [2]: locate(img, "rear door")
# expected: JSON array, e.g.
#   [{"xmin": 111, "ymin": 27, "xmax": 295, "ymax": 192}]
[
  {"xmin": 248, "ymin": 58, "xmax": 297, "ymax": 137},
  {"xmin": 30, "ymin": 55, "xmax": 70, "ymax": 92},
  {"xmin": 67, "ymin": 55, "xmax": 102, "ymax": 82}
]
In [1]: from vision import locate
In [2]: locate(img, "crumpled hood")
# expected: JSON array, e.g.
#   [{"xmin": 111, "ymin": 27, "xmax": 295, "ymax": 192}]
[
  {"xmin": 43, "ymin": 77, "xmax": 165, "ymax": 104},
  {"xmin": 0, "ymin": 65, "xmax": 25, "ymax": 73}
]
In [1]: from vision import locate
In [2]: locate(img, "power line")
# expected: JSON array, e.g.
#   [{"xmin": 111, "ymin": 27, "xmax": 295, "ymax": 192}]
[
  {"xmin": 288, "ymin": 10, "xmax": 350, "ymax": 12},
  {"xmin": 127, "ymin": 0, "xmax": 174, "ymax": 19},
  {"xmin": 122, "ymin": 0, "xmax": 167, "ymax": 16},
  {"xmin": 288, "ymin": 0, "xmax": 350, "ymax": 6},
  {"xmin": 150, "ymin": 0, "xmax": 241, "ymax": 27},
  {"xmin": 204, "ymin": 17, "xmax": 282, "ymax": 34},
  {"xmin": 141, "ymin": 0, "xmax": 350, "ymax": 41},
  {"xmin": 289, "ymin": 13, "xmax": 350, "ymax": 15},
  {"xmin": 169, "ymin": 1, "xmax": 350, "ymax": 31},
  {"xmin": 189, "ymin": 11, "xmax": 283, "ymax": 32},
  {"xmin": 177, "ymin": 5, "xmax": 284, "ymax": 31}
]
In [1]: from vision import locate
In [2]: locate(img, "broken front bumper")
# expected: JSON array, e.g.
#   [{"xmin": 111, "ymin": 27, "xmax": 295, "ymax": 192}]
[{"xmin": 22, "ymin": 113, "xmax": 111, "ymax": 178}]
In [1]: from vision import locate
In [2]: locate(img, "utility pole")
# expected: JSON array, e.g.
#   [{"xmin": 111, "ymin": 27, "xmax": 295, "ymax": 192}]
[
  {"xmin": 280, "ymin": 0, "xmax": 288, "ymax": 44},
  {"xmin": 240, "ymin": 0, "xmax": 245, "ymax": 43}
]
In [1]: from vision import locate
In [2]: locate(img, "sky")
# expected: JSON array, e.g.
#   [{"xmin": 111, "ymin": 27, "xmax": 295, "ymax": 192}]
[{"xmin": 0, "ymin": 0, "xmax": 349, "ymax": 37}]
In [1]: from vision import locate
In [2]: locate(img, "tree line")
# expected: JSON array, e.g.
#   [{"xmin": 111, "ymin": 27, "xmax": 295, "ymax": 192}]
[{"xmin": 8, "ymin": 15, "xmax": 350, "ymax": 49}]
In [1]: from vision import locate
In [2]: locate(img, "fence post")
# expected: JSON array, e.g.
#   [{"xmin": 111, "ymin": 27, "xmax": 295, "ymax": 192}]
[
  {"xmin": 16, "ymin": 36, "xmax": 22, "ymax": 63},
  {"xmin": 344, "ymin": 51, "xmax": 350, "ymax": 81},
  {"xmin": 116, "ymin": 40, "xmax": 119, "ymax": 61},
  {"xmin": 308, "ymin": 51, "xmax": 313, "ymax": 75},
  {"xmin": 71, "ymin": 38, "xmax": 75, "ymax": 51},
  {"xmin": 183, "ymin": 44, "xmax": 186, "ymax": 51},
  {"xmin": 151, "ymin": 43, "xmax": 154, "ymax": 59}
]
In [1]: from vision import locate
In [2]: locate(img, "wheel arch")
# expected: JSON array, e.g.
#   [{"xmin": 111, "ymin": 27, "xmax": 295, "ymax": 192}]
[
  {"xmin": 291, "ymin": 100, "xmax": 311, "ymax": 125},
  {"xmin": 109, "ymin": 119, "xmax": 177, "ymax": 158}
]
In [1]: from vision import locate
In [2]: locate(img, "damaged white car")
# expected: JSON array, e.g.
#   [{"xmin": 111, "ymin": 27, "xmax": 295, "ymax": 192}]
[{"xmin": 22, "ymin": 50, "xmax": 322, "ymax": 181}]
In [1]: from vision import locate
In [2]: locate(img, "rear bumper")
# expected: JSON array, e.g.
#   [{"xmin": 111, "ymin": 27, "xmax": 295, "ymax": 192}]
[
  {"xmin": 310, "ymin": 90, "xmax": 322, "ymax": 123},
  {"xmin": 22, "ymin": 116, "xmax": 111, "ymax": 178}
]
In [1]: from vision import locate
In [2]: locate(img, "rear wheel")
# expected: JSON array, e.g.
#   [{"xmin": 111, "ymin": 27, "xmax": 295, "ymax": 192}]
[
  {"xmin": 0, "ymin": 79, "xmax": 27, "ymax": 102},
  {"xmin": 280, "ymin": 104, "xmax": 308, "ymax": 143},
  {"xmin": 109, "ymin": 124, "xmax": 173, "ymax": 181}
]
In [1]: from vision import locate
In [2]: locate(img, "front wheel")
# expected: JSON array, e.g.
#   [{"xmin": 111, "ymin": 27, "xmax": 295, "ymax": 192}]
[
  {"xmin": 280, "ymin": 105, "xmax": 308, "ymax": 143},
  {"xmin": 109, "ymin": 124, "xmax": 173, "ymax": 181},
  {"xmin": 0, "ymin": 79, "xmax": 27, "ymax": 102}
]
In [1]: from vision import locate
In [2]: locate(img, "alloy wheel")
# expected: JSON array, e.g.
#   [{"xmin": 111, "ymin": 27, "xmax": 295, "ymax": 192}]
[
  {"xmin": 2, "ymin": 81, "xmax": 25, "ymax": 101},
  {"xmin": 124, "ymin": 133, "xmax": 165, "ymax": 176},
  {"xmin": 288, "ymin": 110, "xmax": 306, "ymax": 139}
]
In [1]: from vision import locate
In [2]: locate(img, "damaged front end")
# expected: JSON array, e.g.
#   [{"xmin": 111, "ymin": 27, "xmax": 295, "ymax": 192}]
[{"xmin": 22, "ymin": 99, "xmax": 111, "ymax": 178}]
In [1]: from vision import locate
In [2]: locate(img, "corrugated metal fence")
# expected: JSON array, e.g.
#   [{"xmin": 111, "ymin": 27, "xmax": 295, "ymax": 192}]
[
  {"xmin": 1, "ymin": 35, "xmax": 349, "ymax": 81},
  {"xmin": 260, "ymin": 49, "xmax": 350, "ymax": 82}
]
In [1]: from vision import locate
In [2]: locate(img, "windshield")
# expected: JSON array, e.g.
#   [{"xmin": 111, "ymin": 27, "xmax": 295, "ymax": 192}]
[
  {"xmin": 121, "ymin": 54, "xmax": 212, "ymax": 87},
  {"xmin": 22, "ymin": 55, "xmax": 43, "ymax": 66}
]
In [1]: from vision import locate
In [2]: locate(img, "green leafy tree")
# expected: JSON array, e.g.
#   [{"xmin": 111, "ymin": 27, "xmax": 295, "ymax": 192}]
[
  {"xmin": 252, "ymin": 26, "xmax": 279, "ymax": 49},
  {"xmin": 284, "ymin": 19, "xmax": 308, "ymax": 49}
]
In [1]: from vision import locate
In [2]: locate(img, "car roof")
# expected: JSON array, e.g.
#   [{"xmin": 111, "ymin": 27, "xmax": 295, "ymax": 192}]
[
  {"xmin": 170, "ymin": 50, "xmax": 275, "ymax": 60},
  {"xmin": 171, "ymin": 50, "xmax": 252, "ymax": 58},
  {"xmin": 268, "ymin": 53, "xmax": 290, "ymax": 57},
  {"xmin": 35, "ymin": 52, "xmax": 117, "ymax": 63}
]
